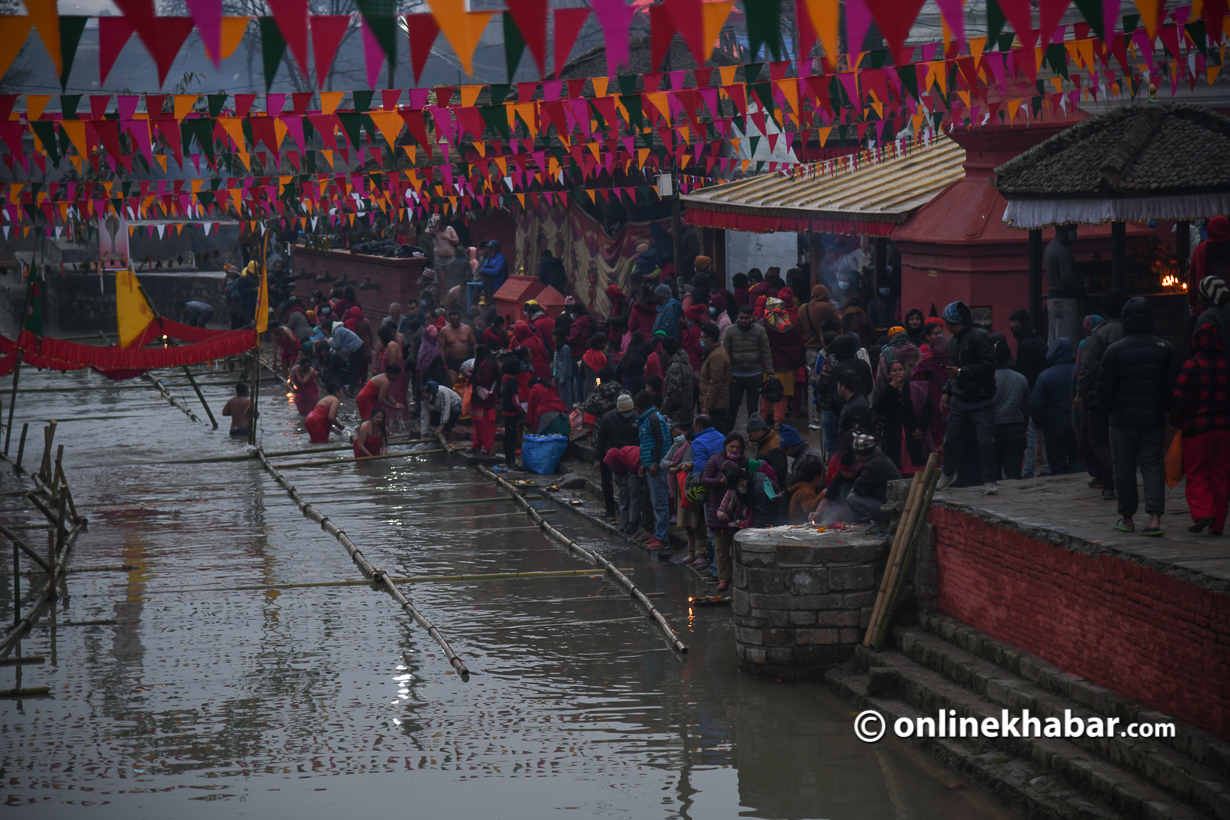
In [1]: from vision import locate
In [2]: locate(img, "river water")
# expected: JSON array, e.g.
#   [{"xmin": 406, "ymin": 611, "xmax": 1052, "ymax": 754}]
[{"xmin": 0, "ymin": 364, "xmax": 1022, "ymax": 820}]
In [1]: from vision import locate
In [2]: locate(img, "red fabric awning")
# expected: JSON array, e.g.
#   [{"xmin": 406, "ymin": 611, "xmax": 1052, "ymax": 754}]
[{"xmin": 0, "ymin": 328, "xmax": 258, "ymax": 379}]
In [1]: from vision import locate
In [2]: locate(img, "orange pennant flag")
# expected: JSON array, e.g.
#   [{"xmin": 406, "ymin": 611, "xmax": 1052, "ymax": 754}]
[
  {"xmin": 220, "ymin": 17, "xmax": 251, "ymax": 59},
  {"xmin": 800, "ymin": 0, "xmax": 839, "ymax": 69},
  {"xmin": 25, "ymin": 95, "xmax": 51, "ymax": 121},
  {"xmin": 424, "ymin": 0, "xmax": 493, "ymax": 76},
  {"xmin": 367, "ymin": 110, "xmax": 404, "ymax": 149},
  {"xmin": 320, "ymin": 92, "xmax": 344, "ymax": 115},
  {"xmin": 174, "ymin": 95, "xmax": 198, "ymax": 120},
  {"xmin": 23, "ymin": 0, "xmax": 61, "ymax": 75},
  {"xmin": 701, "ymin": 1, "xmax": 735, "ymax": 58},
  {"xmin": 0, "ymin": 17, "xmax": 33, "ymax": 82}
]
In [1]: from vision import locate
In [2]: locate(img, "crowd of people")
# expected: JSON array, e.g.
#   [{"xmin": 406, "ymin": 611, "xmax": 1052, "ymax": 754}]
[{"xmin": 251, "ymin": 231, "xmax": 1229, "ymax": 570}]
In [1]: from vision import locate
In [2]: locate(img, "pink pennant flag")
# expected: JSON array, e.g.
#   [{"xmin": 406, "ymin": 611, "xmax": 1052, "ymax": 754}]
[
  {"xmin": 186, "ymin": 0, "xmax": 223, "ymax": 66},
  {"xmin": 934, "ymin": 0, "xmax": 965, "ymax": 52},
  {"xmin": 846, "ymin": 0, "xmax": 872, "ymax": 54},
  {"xmin": 1103, "ymin": 0, "xmax": 1122, "ymax": 42},
  {"xmin": 591, "ymin": 0, "xmax": 634, "ymax": 72},
  {"xmin": 361, "ymin": 17, "xmax": 385, "ymax": 88}
]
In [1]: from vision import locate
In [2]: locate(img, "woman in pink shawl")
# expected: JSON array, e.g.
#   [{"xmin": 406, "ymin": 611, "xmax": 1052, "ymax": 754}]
[{"xmin": 910, "ymin": 326, "xmax": 950, "ymax": 446}]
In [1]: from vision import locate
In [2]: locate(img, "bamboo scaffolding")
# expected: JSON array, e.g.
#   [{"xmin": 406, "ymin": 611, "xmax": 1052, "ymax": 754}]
[
  {"xmin": 254, "ymin": 449, "xmax": 470, "ymax": 678},
  {"xmin": 181, "ymin": 366, "xmax": 218, "ymax": 428},
  {"xmin": 0, "ymin": 523, "xmax": 51, "ymax": 573},
  {"xmin": 478, "ymin": 465, "xmax": 687, "ymax": 654},
  {"xmin": 863, "ymin": 454, "xmax": 939, "ymax": 649},
  {"xmin": 141, "ymin": 373, "xmax": 202, "ymax": 423},
  {"xmin": 0, "ymin": 515, "xmax": 86, "ymax": 656}
]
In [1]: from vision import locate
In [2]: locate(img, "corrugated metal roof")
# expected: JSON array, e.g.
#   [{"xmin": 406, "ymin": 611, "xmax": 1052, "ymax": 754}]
[{"xmin": 682, "ymin": 134, "xmax": 966, "ymax": 228}]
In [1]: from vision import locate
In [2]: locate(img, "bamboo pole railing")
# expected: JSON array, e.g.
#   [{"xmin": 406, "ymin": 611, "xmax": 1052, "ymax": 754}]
[
  {"xmin": 478, "ymin": 465, "xmax": 687, "ymax": 654},
  {"xmin": 141, "ymin": 373, "xmax": 202, "ymax": 424},
  {"xmin": 255, "ymin": 449, "xmax": 470, "ymax": 679}
]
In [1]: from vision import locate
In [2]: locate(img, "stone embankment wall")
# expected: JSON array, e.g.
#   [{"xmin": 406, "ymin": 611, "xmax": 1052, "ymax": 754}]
[
  {"xmin": 733, "ymin": 528, "xmax": 888, "ymax": 681},
  {"xmin": 927, "ymin": 505, "xmax": 1229, "ymax": 740},
  {"xmin": 293, "ymin": 249, "xmax": 426, "ymax": 324}
]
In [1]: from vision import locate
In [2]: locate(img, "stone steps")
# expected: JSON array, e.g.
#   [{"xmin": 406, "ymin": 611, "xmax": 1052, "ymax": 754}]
[
  {"xmin": 897, "ymin": 618, "xmax": 1230, "ymax": 817},
  {"xmin": 827, "ymin": 665, "xmax": 1131, "ymax": 820},
  {"xmin": 841, "ymin": 647, "xmax": 1214, "ymax": 820}
]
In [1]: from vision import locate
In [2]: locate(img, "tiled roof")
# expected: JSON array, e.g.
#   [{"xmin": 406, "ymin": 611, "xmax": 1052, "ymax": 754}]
[{"xmin": 993, "ymin": 103, "xmax": 1230, "ymax": 199}]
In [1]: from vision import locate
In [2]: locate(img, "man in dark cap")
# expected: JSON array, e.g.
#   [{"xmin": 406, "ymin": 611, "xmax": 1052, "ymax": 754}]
[
  {"xmin": 936, "ymin": 301, "xmax": 999, "ymax": 494},
  {"xmin": 479, "ymin": 240, "xmax": 507, "ymax": 298}
]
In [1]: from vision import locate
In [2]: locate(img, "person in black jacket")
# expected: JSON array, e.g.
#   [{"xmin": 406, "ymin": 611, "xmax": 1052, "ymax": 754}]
[
  {"xmin": 936, "ymin": 301, "xmax": 999, "ymax": 493},
  {"xmin": 1096, "ymin": 297, "xmax": 1179, "ymax": 536},
  {"xmin": 537, "ymin": 250, "xmax": 567, "ymax": 293},
  {"xmin": 593, "ymin": 393, "xmax": 640, "ymax": 519},
  {"xmin": 1010, "ymin": 308, "xmax": 1051, "ymax": 478}
]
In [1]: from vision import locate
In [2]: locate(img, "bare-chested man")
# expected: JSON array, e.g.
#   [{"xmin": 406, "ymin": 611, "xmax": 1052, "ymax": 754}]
[
  {"xmin": 427, "ymin": 217, "xmax": 466, "ymax": 294},
  {"xmin": 439, "ymin": 307, "xmax": 476, "ymax": 386}
]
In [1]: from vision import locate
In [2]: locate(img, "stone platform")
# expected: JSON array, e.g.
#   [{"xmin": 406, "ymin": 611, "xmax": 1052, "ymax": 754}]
[
  {"xmin": 733, "ymin": 526, "xmax": 889, "ymax": 681},
  {"xmin": 924, "ymin": 472, "xmax": 1230, "ymax": 742}
]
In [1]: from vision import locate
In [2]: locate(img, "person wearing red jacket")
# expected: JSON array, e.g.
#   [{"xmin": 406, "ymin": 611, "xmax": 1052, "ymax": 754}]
[
  {"xmin": 526, "ymin": 379, "xmax": 570, "ymax": 435},
  {"xmin": 1189, "ymin": 215, "xmax": 1230, "ymax": 318},
  {"xmin": 512, "ymin": 321, "xmax": 552, "ymax": 380},
  {"xmin": 1171, "ymin": 321, "xmax": 1230, "ymax": 535}
]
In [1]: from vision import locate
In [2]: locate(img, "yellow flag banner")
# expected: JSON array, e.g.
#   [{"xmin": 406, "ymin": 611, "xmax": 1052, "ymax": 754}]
[
  {"xmin": 116, "ymin": 268, "xmax": 155, "ymax": 348},
  {"xmin": 255, "ymin": 263, "xmax": 269, "ymax": 333}
]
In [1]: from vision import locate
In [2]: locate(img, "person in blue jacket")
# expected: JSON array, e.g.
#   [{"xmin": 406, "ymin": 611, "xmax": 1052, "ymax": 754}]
[
  {"xmin": 1030, "ymin": 336, "xmax": 1078, "ymax": 475},
  {"xmin": 479, "ymin": 240, "xmax": 508, "ymax": 299},
  {"xmin": 688, "ymin": 414, "xmax": 726, "ymax": 476},
  {"xmin": 637, "ymin": 391, "xmax": 674, "ymax": 549},
  {"xmin": 651, "ymin": 284, "xmax": 682, "ymax": 338}
]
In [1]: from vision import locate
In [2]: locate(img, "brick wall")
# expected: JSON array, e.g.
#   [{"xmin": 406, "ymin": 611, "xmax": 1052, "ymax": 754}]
[{"xmin": 929, "ymin": 506, "xmax": 1230, "ymax": 740}]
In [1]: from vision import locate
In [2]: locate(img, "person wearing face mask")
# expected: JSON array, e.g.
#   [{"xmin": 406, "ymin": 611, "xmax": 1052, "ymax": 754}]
[{"xmin": 868, "ymin": 279, "xmax": 897, "ymax": 331}]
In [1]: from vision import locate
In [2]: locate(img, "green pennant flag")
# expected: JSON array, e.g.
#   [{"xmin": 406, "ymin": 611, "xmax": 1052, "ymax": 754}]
[
  {"xmin": 620, "ymin": 94, "xmax": 643, "ymax": 128},
  {"xmin": 1071, "ymin": 0, "xmax": 1104, "ymax": 40},
  {"xmin": 503, "ymin": 13, "xmax": 526, "ymax": 82},
  {"xmin": 59, "ymin": 16, "xmax": 89, "ymax": 92},
  {"xmin": 354, "ymin": 0, "xmax": 398, "ymax": 63},
  {"xmin": 353, "ymin": 90, "xmax": 374, "ymax": 112},
  {"xmin": 60, "ymin": 95, "xmax": 81, "ymax": 118},
  {"xmin": 750, "ymin": 81, "xmax": 775, "ymax": 113},
  {"xmin": 207, "ymin": 94, "xmax": 228, "ymax": 118},
  {"xmin": 480, "ymin": 105, "xmax": 512, "ymax": 141},
  {"xmin": 259, "ymin": 17, "xmax": 288, "ymax": 93},
  {"xmin": 489, "ymin": 84, "xmax": 511, "ymax": 105},
  {"xmin": 897, "ymin": 65, "xmax": 920, "ymax": 101},
  {"xmin": 617, "ymin": 74, "xmax": 638, "ymax": 95},
  {"xmin": 1043, "ymin": 44, "xmax": 1070, "ymax": 79},
  {"xmin": 744, "ymin": 0, "xmax": 783, "ymax": 61},
  {"xmin": 986, "ymin": 0, "xmax": 1006, "ymax": 45},
  {"xmin": 30, "ymin": 121, "xmax": 60, "ymax": 165}
]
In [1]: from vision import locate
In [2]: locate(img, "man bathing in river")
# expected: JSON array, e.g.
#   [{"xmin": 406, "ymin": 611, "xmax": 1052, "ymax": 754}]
[
  {"xmin": 221, "ymin": 382, "xmax": 253, "ymax": 437},
  {"xmin": 439, "ymin": 308, "xmax": 476, "ymax": 386}
]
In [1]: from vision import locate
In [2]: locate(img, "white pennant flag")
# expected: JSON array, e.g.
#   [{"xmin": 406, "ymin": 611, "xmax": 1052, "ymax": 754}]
[
  {"xmin": 203, "ymin": 222, "xmax": 213, "ymax": 236},
  {"xmin": 157, "ymin": 224, "xmax": 165, "ymax": 239}
]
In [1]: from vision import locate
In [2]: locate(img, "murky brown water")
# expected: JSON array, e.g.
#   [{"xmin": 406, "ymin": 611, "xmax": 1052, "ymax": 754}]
[{"xmin": 0, "ymin": 364, "xmax": 1023, "ymax": 819}]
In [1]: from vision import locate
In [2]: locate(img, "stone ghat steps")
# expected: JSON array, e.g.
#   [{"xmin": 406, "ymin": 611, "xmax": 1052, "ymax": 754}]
[
  {"xmin": 907, "ymin": 614, "xmax": 1230, "ymax": 815},
  {"xmin": 827, "ymin": 616, "xmax": 1230, "ymax": 820}
]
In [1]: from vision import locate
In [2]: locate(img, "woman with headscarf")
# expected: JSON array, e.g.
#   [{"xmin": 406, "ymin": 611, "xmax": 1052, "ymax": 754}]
[
  {"xmin": 872, "ymin": 349, "xmax": 935, "ymax": 475},
  {"xmin": 902, "ymin": 309, "xmax": 926, "ymax": 347},
  {"xmin": 512, "ymin": 320, "xmax": 552, "ymax": 379},
  {"xmin": 469, "ymin": 345, "xmax": 499, "ymax": 454},
  {"xmin": 416, "ymin": 323, "xmax": 446, "ymax": 388},
  {"xmin": 605, "ymin": 284, "xmax": 630, "ymax": 325},
  {"xmin": 1073, "ymin": 314, "xmax": 1106, "ymax": 484},
  {"xmin": 762, "ymin": 297, "xmax": 807, "ymax": 421},
  {"xmin": 776, "ymin": 287, "xmax": 799, "ymax": 323},
  {"xmin": 872, "ymin": 333, "xmax": 923, "ymax": 401},
  {"xmin": 910, "ymin": 321, "xmax": 951, "ymax": 445}
]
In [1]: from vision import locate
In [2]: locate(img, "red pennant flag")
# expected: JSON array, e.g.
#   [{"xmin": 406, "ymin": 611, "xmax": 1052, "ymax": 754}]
[
  {"xmin": 552, "ymin": 7, "xmax": 590, "ymax": 78},
  {"xmin": 505, "ymin": 0, "xmax": 549, "ymax": 76},
  {"xmin": 1038, "ymin": 0, "xmax": 1072, "ymax": 49},
  {"xmin": 997, "ymin": 0, "xmax": 1038, "ymax": 47},
  {"xmin": 267, "ymin": 0, "xmax": 311, "ymax": 75},
  {"xmin": 649, "ymin": 4, "xmax": 676, "ymax": 71},
  {"xmin": 149, "ymin": 17, "xmax": 196, "ymax": 87},
  {"xmin": 406, "ymin": 12, "xmax": 440, "ymax": 84},
  {"xmin": 310, "ymin": 15, "xmax": 350, "ymax": 91},
  {"xmin": 861, "ymin": 0, "xmax": 925, "ymax": 60},
  {"xmin": 98, "ymin": 15, "xmax": 136, "ymax": 85}
]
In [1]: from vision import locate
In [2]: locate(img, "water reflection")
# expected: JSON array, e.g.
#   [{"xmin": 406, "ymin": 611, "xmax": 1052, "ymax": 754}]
[{"xmin": 0, "ymin": 366, "xmax": 1022, "ymax": 819}]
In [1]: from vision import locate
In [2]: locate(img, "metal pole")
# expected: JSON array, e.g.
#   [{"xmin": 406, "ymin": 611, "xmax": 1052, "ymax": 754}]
[
  {"xmin": 1028, "ymin": 229, "xmax": 1043, "ymax": 331},
  {"xmin": 182, "ymin": 366, "xmax": 218, "ymax": 428}
]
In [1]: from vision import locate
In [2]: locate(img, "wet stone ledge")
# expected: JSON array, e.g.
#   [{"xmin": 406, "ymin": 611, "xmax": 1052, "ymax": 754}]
[{"xmin": 733, "ymin": 527, "xmax": 889, "ymax": 681}]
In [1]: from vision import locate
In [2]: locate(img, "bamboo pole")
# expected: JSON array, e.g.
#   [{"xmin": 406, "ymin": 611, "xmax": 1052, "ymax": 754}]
[
  {"xmin": 182, "ymin": 366, "xmax": 218, "ymax": 429},
  {"xmin": 0, "ymin": 655, "xmax": 44, "ymax": 666},
  {"xmin": 13, "ymin": 423, "xmax": 27, "ymax": 473},
  {"xmin": 38, "ymin": 421, "xmax": 57, "ymax": 482},
  {"xmin": 141, "ymin": 373, "xmax": 201, "ymax": 423},
  {"xmin": 873, "ymin": 466, "xmax": 941, "ymax": 651},
  {"xmin": 0, "ymin": 523, "xmax": 51, "ymax": 573},
  {"xmin": 0, "ymin": 516, "xmax": 87, "ymax": 656},
  {"xmin": 0, "ymin": 687, "xmax": 51, "ymax": 698},
  {"xmin": 478, "ymin": 465, "xmax": 687, "ymax": 654},
  {"xmin": 254, "ymin": 450, "xmax": 470, "ymax": 678},
  {"xmin": 228, "ymin": 567, "xmax": 630, "ymax": 591},
  {"xmin": 862, "ymin": 466, "xmax": 925, "ymax": 646},
  {"xmin": 274, "ymin": 450, "xmax": 444, "ymax": 468},
  {"xmin": 864, "ymin": 454, "xmax": 938, "ymax": 649}
]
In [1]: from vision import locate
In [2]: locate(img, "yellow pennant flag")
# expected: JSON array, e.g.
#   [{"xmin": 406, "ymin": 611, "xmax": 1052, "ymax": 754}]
[
  {"xmin": 116, "ymin": 268, "xmax": 155, "ymax": 348},
  {"xmin": 255, "ymin": 263, "xmax": 269, "ymax": 333}
]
